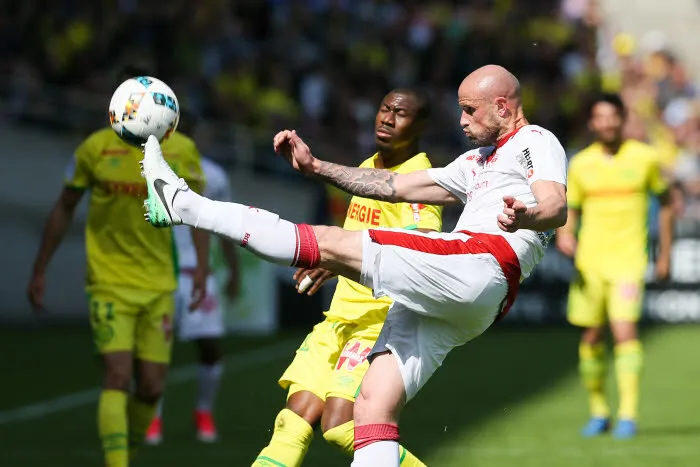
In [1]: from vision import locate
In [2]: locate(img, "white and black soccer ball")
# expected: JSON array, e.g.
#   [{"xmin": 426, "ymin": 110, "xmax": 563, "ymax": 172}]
[{"xmin": 108, "ymin": 76, "xmax": 180, "ymax": 146}]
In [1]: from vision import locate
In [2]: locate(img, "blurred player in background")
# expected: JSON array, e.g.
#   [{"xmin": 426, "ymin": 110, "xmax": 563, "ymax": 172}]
[
  {"xmin": 556, "ymin": 93, "xmax": 673, "ymax": 439},
  {"xmin": 146, "ymin": 150, "xmax": 240, "ymax": 444},
  {"xmin": 253, "ymin": 88, "xmax": 443, "ymax": 467},
  {"xmin": 27, "ymin": 66, "xmax": 209, "ymax": 467}
]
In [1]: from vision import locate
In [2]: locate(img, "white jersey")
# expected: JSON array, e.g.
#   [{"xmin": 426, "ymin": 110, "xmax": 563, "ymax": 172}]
[
  {"xmin": 427, "ymin": 125, "xmax": 567, "ymax": 279},
  {"xmin": 175, "ymin": 157, "xmax": 232, "ymax": 269}
]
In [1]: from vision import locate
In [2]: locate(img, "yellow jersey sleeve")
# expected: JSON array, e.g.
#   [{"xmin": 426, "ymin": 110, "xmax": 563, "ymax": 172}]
[
  {"xmin": 65, "ymin": 133, "xmax": 98, "ymax": 190},
  {"xmin": 566, "ymin": 157, "xmax": 583, "ymax": 209}
]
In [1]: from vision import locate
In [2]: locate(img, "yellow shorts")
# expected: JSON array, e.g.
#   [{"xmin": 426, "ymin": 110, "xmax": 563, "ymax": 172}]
[
  {"xmin": 567, "ymin": 271, "xmax": 645, "ymax": 327},
  {"xmin": 87, "ymin": 285, "xmax": 175, "ymax": 364},
  {"xmin": 279, "ymin": 318, "xmax": 382, "ymax": 402}
]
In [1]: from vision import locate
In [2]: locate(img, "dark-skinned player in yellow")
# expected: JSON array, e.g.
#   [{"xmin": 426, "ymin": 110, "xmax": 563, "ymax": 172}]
[
  {"xmin": 556, "ymin": 93, "xmax": 673, "ymax": 439},
  {"xmin": 252, "ymin": 88, "xmax": 443, "ymax": 467},
  {"xmin": 27, "ymin": 66, "xmax": 209, "ymax": 466}
]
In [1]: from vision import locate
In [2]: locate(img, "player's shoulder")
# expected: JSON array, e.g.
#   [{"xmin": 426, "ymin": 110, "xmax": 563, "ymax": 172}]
[
  {"xmin": 513, "ymin": 125, "xmax": 564, "ymax": 151},
  {"xmin": 75, "ymin": 127, "xmax": 126, "ymax": 159},
  {"xmin": 459, "ymin": 147, "xmax": 487, "ymax": 163},
  {"xmin": 80, "ymin": 127, "xmax": 119, "ymax": 147},
  {"xmin": 516, "ymin": 124, "xmax": 557, "ymax": 140},
  {"xmin": 569, "ymin": 142, "xmax": 602, "ymax": 168},
  {"xmin": 358, "ymin": 154, "xmax": 377, "ymax": 168},
  {"xmin": 394, "ymin": 152, "xmax": 434, "ymax": 172},
  {"xmin": 621, "ymin": 139, "xmax": 657, "ymax": 161}
]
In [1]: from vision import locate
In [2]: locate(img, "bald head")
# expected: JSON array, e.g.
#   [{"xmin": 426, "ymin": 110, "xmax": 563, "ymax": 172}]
[
  {"xmin": 457, "ymin": 65, "xmax": 527, "ymax": 146},
  {"xmin": 459, "ymin": 65, "xmax": 520, "ymax": 101}
]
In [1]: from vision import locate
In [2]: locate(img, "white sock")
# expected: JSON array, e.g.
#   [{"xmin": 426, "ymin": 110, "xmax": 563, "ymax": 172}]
[
  {"xmin": 196, "ymin": 362, "xmax": 223, "ymax": 412},
  {"xmin": 351, "ymin": 441, "xmax": 400, "ymax": 467},
  {"xmin": 172, "ymin": 189, "xmax": 318, "ymax": 267}
]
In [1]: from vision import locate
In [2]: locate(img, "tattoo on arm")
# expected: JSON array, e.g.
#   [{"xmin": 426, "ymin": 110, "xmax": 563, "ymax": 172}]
[{"xmin": 317, "ymin": 161, "xmax": 398, "ymax": 201}]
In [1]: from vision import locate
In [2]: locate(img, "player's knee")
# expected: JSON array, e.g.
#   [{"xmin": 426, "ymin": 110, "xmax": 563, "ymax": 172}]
[
  {"xmin": 581, "ymin": 326, "xmax": 605, "ymax": 345},
  {"xmin": 353, "ymin": 387, "xmax": 378, "ymax": 425},
  {"xmin": 354, "ymin": 383, "xmax": 401, "ymax": 425},
  {"xmin": 312, "ymin": 225, "xmax": 337, "ymax": 257},
  {"xmin": 286, "ymin": 390, "xmax": 324, "ymax": 426},
  {"xmin": 313, "ymin": 226, "xmax": 350, "ymax": 254},
  {"xmin": 196, "ymin": 338, "xmax": 222, "ymax": 365},
  {"xmin": 610, "ymin": 321, "xmax": 638, "ymax": 343},
  {"xmin": 104, "ymin": 365, "xmax": 131, "ymax": 391},
  {"xmin": 135, "ymin": 378, "xmax": 165, "ymax": 404},
  {"xmin": 320, "ymin": 405, "xmax": 353, "ymax": 434}
]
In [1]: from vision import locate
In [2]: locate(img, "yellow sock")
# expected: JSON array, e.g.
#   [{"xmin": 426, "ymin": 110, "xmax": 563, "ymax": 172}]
[
  {"xmin": 253, "ymin": 409, "xmax": 314, "ymax": 467},
  {"xmin": 323, "ymin": 420, "xmax": 426, "ymax": 466},
  {"xmin": 615, "ymin": 340, "xmax": 643, "ymax": 420},
  {"xmin": 98, "ymin": 390, "xmax": 129, "ymax": 467},
  {"xmin": 398, "ymin": 445, "xmax": 426, "ymax": 467},
  {"xmin": 579, "ymin": 342, "xmax": 610, "ymax": 418},
  {"xmin": 128, "ymin": 396, "xmax": 157, "ymax": 460}
]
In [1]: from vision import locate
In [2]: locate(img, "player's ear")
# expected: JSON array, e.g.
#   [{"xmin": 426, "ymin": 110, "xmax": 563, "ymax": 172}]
[{"xmin": 495, "ymin": 97, "xmax": 508, "ymax": 118}]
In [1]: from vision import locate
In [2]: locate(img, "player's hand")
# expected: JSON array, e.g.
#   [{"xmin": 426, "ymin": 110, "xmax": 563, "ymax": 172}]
[
  {"xmin": 555, "ymin": 232, "xmax": 577, "ymax": 258},
  {"xmin": 293, "ymin": 267, "xmax": 337, "ymax": 296},
  {"xmin": 655, "ymin": 255, "xmax": 671, "ymax": 282},
  {"xmin": 27, "ymin": 272, "xmax": 47, "ymax": 313},
  {"xmin": 497, "ymin": 196, "xmax": 528, "ymax": 233},
  {"xmin": 190, "ymin": 267, "xmax": 208, "ymax": 311},
  {"xmin": 273, "ymin": 130, "xmax": 318, "ymax": 175}
]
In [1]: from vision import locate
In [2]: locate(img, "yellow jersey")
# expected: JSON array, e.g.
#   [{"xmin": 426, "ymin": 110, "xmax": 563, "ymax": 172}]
[
  {"xmin": 325, "ymin": 153, "xmax": 443, "ymax": 323},
  {"xmin": 65, "ymin": 128, "xmax": 204, "ymax": 292},
  {"xmin": 567, "ymin": 140, "xmax": 668, "ymax": 279}
]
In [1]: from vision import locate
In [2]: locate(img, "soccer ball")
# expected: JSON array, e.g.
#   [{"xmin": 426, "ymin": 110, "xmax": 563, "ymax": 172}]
[{"xmin": 109, "ymin": 76, "xmax": 180, "ymax": 146}]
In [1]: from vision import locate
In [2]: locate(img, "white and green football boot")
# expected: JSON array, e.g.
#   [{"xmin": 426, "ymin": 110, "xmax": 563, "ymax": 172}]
[{"xmin": 140, "ymin": 135, "xmax": 186, "ymax": 227}]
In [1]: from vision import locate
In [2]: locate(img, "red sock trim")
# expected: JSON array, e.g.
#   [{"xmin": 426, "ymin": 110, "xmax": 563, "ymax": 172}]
[
  {"xmin": 354, "ymin": 423, "xmax": 400, "ymax": 451},
  {"xmin": 293, "ymin": 224, "xmax": 320, "ymax": 268}
]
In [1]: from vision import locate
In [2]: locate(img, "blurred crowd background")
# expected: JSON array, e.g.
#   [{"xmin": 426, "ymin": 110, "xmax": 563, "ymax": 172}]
[
  {"xmin": 3, "ymin": 0, "xmax": 700, "ymax": 226},
  {"xmin": 3, "ymin": 0, "xmax": 700, "ymax": 324}
]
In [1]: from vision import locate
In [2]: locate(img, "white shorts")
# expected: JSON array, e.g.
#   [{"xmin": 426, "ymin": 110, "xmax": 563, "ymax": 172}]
[
  {"xmin": 176, "ymin": 273, "xmax": 225, "ymax": 341},
  {"xmin": 359, "ymin": 229, "xmax": 521, "ymax": 401}
]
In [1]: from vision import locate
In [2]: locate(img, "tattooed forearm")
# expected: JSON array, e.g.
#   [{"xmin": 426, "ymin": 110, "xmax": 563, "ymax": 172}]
[{"xmin": 316, "ymin": 161, "xmax": 399, "ymax": 202}]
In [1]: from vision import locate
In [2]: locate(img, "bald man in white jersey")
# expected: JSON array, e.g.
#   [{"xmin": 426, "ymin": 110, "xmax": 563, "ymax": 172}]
[{"xmin": 139, "ymin": 65, "xmax": 568, "ymax": 466}]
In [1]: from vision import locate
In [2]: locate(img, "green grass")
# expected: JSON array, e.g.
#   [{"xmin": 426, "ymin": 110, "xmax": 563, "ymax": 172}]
[{"xmin": 1, "ymin": 325, "xmax": 699, "ymax": 466}]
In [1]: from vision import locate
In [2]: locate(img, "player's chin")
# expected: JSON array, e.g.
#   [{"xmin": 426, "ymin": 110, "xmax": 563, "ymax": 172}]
[{"xmin": 375, "ymin": 136, "xmax": 392, "ymax": 149}]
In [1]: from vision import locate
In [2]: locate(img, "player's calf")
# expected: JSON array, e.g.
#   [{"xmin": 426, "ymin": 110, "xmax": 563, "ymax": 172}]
[{"xmin": 352, "ymin": 352, "xmax": 406, "ymax": 467}]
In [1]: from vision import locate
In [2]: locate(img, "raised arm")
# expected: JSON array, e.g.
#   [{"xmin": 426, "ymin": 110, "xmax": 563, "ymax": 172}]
[
  {"xmin": 313, "ymin": 162, "xmax": 459, "ymax": 205},
  {"xmin": 273, "ymin": 130, "xmax": 460, "ymax": 205}
]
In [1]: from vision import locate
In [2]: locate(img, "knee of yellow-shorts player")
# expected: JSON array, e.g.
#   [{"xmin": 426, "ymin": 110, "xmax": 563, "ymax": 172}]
[
  {"xmin": 286, "ymin": 389, "xmax": 325, "ymax": 426},
  {"xmin": 103, "ymin": 355, "xmax": 133, "ymax": 392},
  {"xmin": 134, "ymin": 373, "xmax": 166, "ymax": 403}
]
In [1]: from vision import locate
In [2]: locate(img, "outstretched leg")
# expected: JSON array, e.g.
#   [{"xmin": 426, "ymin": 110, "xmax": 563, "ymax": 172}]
[{"xmin": 140, "ymin": 135, "xmax": 364, "ymax": 281}]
